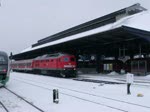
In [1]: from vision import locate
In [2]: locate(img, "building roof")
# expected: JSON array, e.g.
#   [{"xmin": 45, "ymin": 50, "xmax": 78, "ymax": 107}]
[
  {"xmin": 12, "ymin": 3, "xmax": 150, "ymax": 60},
  {"xmin": 32, "ymin": 3, "xmax": 146, "ymax": 48}
]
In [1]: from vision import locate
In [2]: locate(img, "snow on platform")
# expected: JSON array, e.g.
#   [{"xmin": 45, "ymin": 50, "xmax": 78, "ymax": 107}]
[
  {"xmin": 0, "ymin": 72, "xmax": 150, "ymax": 112},
  {"xmin": 77, "ymin": 72, "xmax": 150, "ymax": 86}
]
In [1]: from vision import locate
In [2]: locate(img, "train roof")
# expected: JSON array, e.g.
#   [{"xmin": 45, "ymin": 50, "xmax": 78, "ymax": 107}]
[
  {"xmin": 34, "ymin": 53, "xmax": 73, "ymax": 60},
  {"xmin": 0, "ymin": 51, "xmax": 8, "ymax": 57}
]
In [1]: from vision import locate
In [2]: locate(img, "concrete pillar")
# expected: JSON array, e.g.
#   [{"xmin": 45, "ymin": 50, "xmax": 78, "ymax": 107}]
[
  {"xmin": 75, "ymin": 52, "xmax": 79, "ymax": 68},
  {"xmin": 96, "ymin": 54, "xmax": 101, "ymax": 73}
]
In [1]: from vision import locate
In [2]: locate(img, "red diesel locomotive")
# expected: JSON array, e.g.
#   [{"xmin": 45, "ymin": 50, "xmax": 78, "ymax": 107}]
[{"xmin": 11, "ymin": 53, "xmax": 77, "ymax": 77}]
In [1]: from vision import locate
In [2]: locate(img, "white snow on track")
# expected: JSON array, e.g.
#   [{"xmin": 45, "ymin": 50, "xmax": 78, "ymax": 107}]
[
  {"xmin": 0, "ymin": 87, "xmax": 40, "ymax": 112},
  {"xmin": 1, "ymin": 72, "xmax": 150, "ymax": 112}
]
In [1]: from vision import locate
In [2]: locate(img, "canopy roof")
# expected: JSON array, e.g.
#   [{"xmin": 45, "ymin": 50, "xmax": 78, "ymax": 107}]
[{"xmin": 12, "ymin": 3, "xmax": 150, "ymax": 60}]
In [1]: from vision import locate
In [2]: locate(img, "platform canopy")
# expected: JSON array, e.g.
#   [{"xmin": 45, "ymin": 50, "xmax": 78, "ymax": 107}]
[{"xmin": 12, "ymin": 3, "xmax": 150, "ymax": 60}]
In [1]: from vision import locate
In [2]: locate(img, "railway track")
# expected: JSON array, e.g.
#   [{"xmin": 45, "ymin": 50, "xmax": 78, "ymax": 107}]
[
  {"xmin": 13, "ymin": 77, "xmax": 150, "ymax": 109},
  {"xmin": 0, "ymin": 87, "xmax": 44, "ymax": 112},
  {"xmin": 0, "ymin": 101, "xmax": 9, "ymax": 112},
  {"xmin": 13, "ymin": 78, "xmax": 127, "ymax": 112},
  {"xmin": 13, "ymin": 77, "xmax": 150, "ymax": 112}
]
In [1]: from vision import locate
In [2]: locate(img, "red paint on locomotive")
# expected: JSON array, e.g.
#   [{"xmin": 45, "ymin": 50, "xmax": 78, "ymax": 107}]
[{"xmin": 11, "ymin": 53, "xmax": 77, "ymax": 77}]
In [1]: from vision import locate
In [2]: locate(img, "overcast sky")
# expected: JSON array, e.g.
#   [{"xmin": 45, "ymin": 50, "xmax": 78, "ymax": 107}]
[{"xmin": 0, "ymin": 0, "xmax": 150, "ymax": 55}]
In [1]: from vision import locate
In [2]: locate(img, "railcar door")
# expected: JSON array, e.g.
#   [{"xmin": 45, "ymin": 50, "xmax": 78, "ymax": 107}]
[{"xmin": 131, "ymin": 60, "xmax": 147, "ymax": 75}]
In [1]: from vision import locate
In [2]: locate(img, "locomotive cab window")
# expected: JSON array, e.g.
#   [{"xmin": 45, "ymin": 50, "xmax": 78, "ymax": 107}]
[{"xmin": 64, "ymin": 57, "xmax": 69, "ymax": 62}]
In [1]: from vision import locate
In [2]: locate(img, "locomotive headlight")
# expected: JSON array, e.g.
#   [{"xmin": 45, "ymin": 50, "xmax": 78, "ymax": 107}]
[
  {"xmin": 64, "ymin": 65, "xmax": 72, "ymax": 67},
  {"xmin": 3, "ymin": 69, "xmax": 7, "ymax": 72}
]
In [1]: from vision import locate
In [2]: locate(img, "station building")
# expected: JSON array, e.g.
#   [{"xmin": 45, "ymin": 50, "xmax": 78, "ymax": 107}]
[{"xmin": 12, "ymin": 3, "xmax": 150, "ymax": 75}]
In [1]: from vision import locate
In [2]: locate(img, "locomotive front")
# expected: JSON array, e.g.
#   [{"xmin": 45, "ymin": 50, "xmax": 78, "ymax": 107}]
[
  {"xmin": 60, "ymin": 54, "xmax": 77, "ymax": 77},
  {"xmin": 0, "ymin": 51, "xmax": 10, "ymax": 85}
]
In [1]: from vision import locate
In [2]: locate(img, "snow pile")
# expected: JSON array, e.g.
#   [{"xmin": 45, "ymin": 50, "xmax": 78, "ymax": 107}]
[
  {"xmin": 107, "ymin": 71, "xmax": 119, "ymax": 76},
  {"xmin": 125, "ymin": 72, "xmax": 134, "ymax": 76},
  {"xmin": 145, "ymin": 75, "xmax": 150, "ymax": 78}
]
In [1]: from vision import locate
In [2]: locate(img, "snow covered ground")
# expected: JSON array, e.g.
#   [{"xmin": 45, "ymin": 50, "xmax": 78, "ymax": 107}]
[
  {"xmin": 78, "ymin": 72, "xmax": 150, "ymax": 86},
  {"xmin": 0, "ymin": 72, "xmax": 150, "ymax": 112}
]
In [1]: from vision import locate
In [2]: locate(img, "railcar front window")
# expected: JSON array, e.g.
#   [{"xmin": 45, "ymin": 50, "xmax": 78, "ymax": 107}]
[
  {"xmin": 0, "ymin": 56, "xmax": 7, "ymax": 64},
  {"xmin": 0, "ymin": 56, "xmax": 5, "ymax": 61}
]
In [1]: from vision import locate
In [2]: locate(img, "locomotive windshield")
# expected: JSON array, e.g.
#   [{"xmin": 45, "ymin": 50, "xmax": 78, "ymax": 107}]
[{"xmin": 64, "ymin": 57, "xmax": 69, "ymax": 62}]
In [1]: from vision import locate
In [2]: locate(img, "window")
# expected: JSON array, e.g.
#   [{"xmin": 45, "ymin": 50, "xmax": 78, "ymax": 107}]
[
  {"xmin": 64, "ymin": 57, "xmax": 69, "ymax": 62},
  {"xmin": 46, "ymin": 60, "xmax": 49, "ymax": 62},
  {"xmin": 0, "ymin": 56, "xmax": 6, "ymax": 62},
  {"xmin": 27, "ymin": 63, "xmax": 31, "ymax": 67},
  {"xmin": 104, "ymin": 64, "xmax": 113, "ymax": 71}
]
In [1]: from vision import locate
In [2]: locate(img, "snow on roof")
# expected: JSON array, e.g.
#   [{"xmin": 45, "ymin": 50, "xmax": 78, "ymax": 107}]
[
  {"xmin": 21, "ymin": 46, "xmax": 32, "ymax": 53},
  {"xmin": 21, "ymin": 11, "xmax": 150, "ymax": 53},
  {"xmin": 122, "ymin": 11, "xmax": 150, "ymax": 31},
  {"xmin": 21, "ymin": 23, "xmax": 114, "ymax": 53}
]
